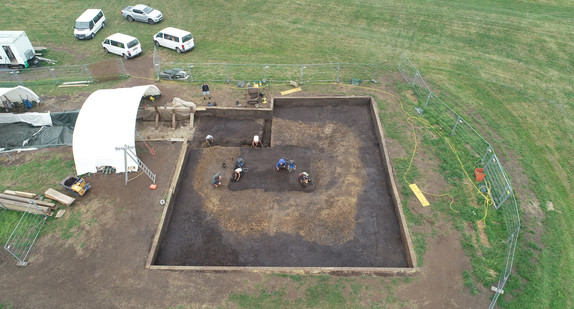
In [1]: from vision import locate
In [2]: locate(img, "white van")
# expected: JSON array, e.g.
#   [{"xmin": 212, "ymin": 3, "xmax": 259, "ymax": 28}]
[
  {"xmin": 153, "ymin": 27, "xmax": 195, "ymax": 53},
  {"xmin": 74, "ymin": 9, "xmax": 106, "ymax": 40},
  {"xmin": 101, "ymin": 33, "xmax": 142, "ymax": 60}
]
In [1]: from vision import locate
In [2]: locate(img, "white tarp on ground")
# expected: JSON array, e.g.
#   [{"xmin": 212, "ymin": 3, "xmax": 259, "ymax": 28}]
[
  {"xmin": 0, "ymin": 86, "xmax": 41, "ymax": 103},
  {"xmin": 73, "ymin": 85, "xmax": 161, "ymax": 175},
  {"xmin": 0, "ymin": 112, "xmax": 52, "ymax": 126}
]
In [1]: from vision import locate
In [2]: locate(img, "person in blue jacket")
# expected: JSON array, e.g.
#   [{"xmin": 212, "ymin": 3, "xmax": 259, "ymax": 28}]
[{"xmin": 276, "ymin": 158, "xmax": 287, "ymax": 171}]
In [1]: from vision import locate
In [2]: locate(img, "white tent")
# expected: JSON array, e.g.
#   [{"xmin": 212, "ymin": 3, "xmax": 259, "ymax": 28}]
[
  {"xmin": 72, "ymin": 85, "xmax": 161, "ymax": 175},
  {"xmin": 0, "ymin": 85, "xmax": 41, "ymax": 105}
]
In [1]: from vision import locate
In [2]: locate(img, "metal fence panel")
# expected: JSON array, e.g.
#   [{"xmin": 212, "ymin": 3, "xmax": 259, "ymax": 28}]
[
  {"xmin": 0, "ymin": 70, "xmax": 20, "ymax": 86},
  {"xmin": 398, "ymin": 52, "xmax": 417, "ymax": 85},
  {"xmin": 0, "ymin": 60, "xmax": 125, "ymax": 87},
  {"xmin": 4, "ymin": 202, "xmax": 47, "ymax": 266},
  {"xmin": 262, "ymin": 64, "xmax": 301, "ymax": 83},
  {"xmin": 12, "ymin": 67, "xmax": 56, "ymax": 86},
  {"xmin": 398, "ymin": 52, "xmax": 520, "ymax": 309},
  {"xmin": 189, "ymin": 63, "xmax": 228, "ymax": 82},
  {"xmin": 157, "ymin": 58, "xmax": 379, "ymax": 84},
  {"xmin": 52, "ymin": 65, "xmax": 93, "ymax": 83}
]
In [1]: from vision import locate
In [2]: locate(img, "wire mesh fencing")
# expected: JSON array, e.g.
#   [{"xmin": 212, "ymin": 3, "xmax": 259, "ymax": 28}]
[
  {"xmin": 398, "ymin": 52, "xmax": 520, "ymax": 309},
  {"xmin": 3, "ymin": 201, "xmax": 48, "ymax": 266},
  {"xmin": 0, "ymin": 59, "xmax": 127, "ymax": 87},
  {"xmin": 152, "ymin": 52, "xmax": 379, "ymax": 84}
]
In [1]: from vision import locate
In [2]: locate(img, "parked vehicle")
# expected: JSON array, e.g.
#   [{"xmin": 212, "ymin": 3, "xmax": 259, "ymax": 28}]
[
  {"xmin": 74, "ymin": 9, "xmax": 106, "ymax": 40},
  {"xmin": 159, "ymin": 68, "xmax": 189, "ymax": 80},
  {"xmin": 0, "ymin": 31, "xmax": 36, "ymax": 68},
  {"xmin": 121, "ymin": 4, "xmax": 162, "ymax": 24},
  {"xmin": 102, "ymin": 33, "xmax": 142, "ymax": 60},
  {"xmin": 153, "ymin": 27, "xmax": 194, "ymax": 53}
]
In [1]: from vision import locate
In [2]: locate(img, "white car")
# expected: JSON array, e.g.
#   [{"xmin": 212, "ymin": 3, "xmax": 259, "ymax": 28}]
[
  {"xmin": 102, "ymin": 33, "xmax": 142, "ymax": 60},
  {"xmin": 121, "ymin": 4, "xmax": 162, "ymax": 25},
  {"xmin": 153, "ymin": 27, "xmax": 195, "ymax": 53}
]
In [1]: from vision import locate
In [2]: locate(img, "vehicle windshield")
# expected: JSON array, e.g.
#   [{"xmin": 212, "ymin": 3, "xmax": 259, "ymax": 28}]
[
  {"xmin": 182, "ymin": 34, "xmax": 193, "ymax": 43},
  {"xmin": 143, "ymin": 6, "xmax": 154, "ymax": 14},
  {"xmin": 75, "ymin": 21, "xmax": 90, "ymax": 29},
  {"xmin": 127, "ymin": 39, "xmax": 140, "ymax": 48}
]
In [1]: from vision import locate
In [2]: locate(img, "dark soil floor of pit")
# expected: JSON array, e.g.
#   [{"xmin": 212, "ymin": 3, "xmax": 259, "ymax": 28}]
[{"xmin": 155, "ymin": 102, "xmax": 408, "ymax": 267}]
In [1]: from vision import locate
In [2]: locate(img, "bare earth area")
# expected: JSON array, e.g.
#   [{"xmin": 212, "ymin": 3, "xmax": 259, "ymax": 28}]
[
  {"xmin": 156, "ymin": 102, "xmax": 407, "ymax": 268},
  {"xmin": 0, "ymin": 55, "xmax": 490, "ymax": 308}
]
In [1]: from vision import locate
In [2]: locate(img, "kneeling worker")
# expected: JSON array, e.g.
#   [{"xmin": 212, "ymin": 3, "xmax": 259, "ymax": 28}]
[
  {"xmin": 212, "ymin": 172, "xmax": 222, "ymax": 187},
  {"xmin": 298, "ymin": 172, "xmax": 310, "ymax": 184},
  {"xmin": 233, "ymin": 167, "xmax": 243, "ymax": 182},
  {"xmin": 205, "ymin": 134, "xmax": 214, "ymax": 147},
  {"xmin": 288, "ymin": 160, "xmax": 296, "ymax": 172},
  {"xmin": 276, "ymin": 158, "xmax": 287, "ymax": 171},
  {"xmin": 252, "ymin": 135, "xmax": 262, "ymax": 148}
]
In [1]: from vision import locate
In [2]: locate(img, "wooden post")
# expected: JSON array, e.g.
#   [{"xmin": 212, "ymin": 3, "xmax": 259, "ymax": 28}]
[
  {"xmin": 172, "ymin": 109, "xmax": 176, "ymax": 130},
  {"xmin": 154, "ymin": 106, "xmax": 160, "ymax": 130},
  {"xmin": 189, "ymin": 108, "xmax": 194, "ymax": 127}
]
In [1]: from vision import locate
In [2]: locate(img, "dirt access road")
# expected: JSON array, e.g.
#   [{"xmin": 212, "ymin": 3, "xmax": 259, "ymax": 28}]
[{"xmin": 0, "ymin": 55, "xmax": 491, "ymax": 308}]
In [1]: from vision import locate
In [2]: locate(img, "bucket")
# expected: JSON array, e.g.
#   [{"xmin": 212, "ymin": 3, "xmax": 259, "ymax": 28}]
[{"xmin": 474, "ymin": 168, "xmax": 485, "ymax": 182}]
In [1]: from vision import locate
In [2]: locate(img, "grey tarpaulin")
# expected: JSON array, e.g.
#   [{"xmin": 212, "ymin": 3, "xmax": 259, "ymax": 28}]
[{"xmin": 0, "ymin": 110, "xmax": 78, "ymax": 151}]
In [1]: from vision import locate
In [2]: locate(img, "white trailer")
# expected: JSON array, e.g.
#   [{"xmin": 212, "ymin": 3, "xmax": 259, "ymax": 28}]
[{"xmin": 0, "ymin": 31, "xmax": 36, "ymax": 68}]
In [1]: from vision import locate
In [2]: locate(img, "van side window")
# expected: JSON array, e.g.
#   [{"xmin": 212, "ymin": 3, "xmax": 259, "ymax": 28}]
[
  {"xmin": 89, "ymin": 21, "xmax": 94, "ymax": 30},
  {"xmin": 94, "ymin": 11, "xmax": 103, "ymax": 23},
  {"xmin": 111, "ymin": 40, "xmax": 124, "ymax": 48},
  {"xmin": 156, "ymin": 33, "xmax": 163, "ymax": 38},
  {"xmin": 104, "ymin": 39, "xmax": 110, "ymax": 44},
  {"xmin": 174, "ymin": 37, "xmax": 179, "ymax": 42}
]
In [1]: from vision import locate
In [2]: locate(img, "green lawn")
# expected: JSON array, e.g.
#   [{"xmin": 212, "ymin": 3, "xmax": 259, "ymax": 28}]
[{"xmin": 1, "ymin": 0, "xmax": 573, "ymax": 308}]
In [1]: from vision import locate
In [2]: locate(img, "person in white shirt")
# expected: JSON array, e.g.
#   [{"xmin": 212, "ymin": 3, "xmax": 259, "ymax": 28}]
[{"xmin": 252, "ymin": 135, "xmax": 262, "ymax": 148}]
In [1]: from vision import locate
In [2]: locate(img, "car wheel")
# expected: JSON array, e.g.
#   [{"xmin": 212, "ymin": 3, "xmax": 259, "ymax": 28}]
[
  {"xmin": 154, "ymin": 41, "xmax": 160, "ymax": 47},
  {"xmin": 123, "ymin": 54, "xmax": 129, "ymax": 60},
  {"xmin": 104, "ymin": 47, "xmax": 109, "ymax": 53},
  {"xmin": 102, "ymin": 22, "xmax": 106, "ymax": 28},
  {"xmin": 127, "ymin": 16, "xmax": 134, "ymax": 22},
  {"xmin": 176, "ymin": 47, "xmax": 182, "ymax": 54},
  {"xmin": 148, "ymin": 19, "xmax": 155, "ymax": 25},
  {"xmin": 90, "ymin": 33, "xmax": 95, "ymax": 39}
]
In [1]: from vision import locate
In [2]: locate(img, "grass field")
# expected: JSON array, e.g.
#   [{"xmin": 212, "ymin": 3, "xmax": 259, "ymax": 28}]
[{"xmin": 1, "ymin": 0, "xmax": 573, "ymax": 308}]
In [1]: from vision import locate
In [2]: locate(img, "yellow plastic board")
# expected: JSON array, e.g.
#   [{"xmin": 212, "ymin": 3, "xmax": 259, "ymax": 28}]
[
  {"xmin": 280, "ymin": 87, "xmax": 302, "ymax": 96},
  {"xmin": 409, "ymin": 183, "xmax": 430, "ymax": 207}
]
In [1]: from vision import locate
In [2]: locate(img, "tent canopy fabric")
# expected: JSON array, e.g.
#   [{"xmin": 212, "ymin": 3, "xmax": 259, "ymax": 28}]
[
  {"xmin": 0, "ymin": 112, "xmax": 52, "ymax": 126},
  {"xmin": 72, "ymin": 85, "xmax": 160, "ymax": 175},
  {"xmin": 0, "ymin": 86, "xmax": 41, "ymax": 103}
]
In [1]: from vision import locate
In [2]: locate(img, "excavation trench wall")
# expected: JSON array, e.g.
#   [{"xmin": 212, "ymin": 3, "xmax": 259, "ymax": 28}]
[{"xmin": 147, "ymin": 96, "xmax": 416, "ymax": 274}]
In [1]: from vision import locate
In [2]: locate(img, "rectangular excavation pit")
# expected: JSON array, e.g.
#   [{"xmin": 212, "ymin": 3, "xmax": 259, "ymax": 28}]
[{"xmin": 147, "ymin": 96, "xmax": 416, "ymax": 274}]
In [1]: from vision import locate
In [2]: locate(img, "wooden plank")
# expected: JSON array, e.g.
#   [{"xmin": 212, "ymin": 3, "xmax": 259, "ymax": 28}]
[
  {"xmin": 57, "ymin": 84, "xmax": 89, "ymax": 88},
  {"xmin": 4, "ymin": 190, "xmax": 37, "ymax": 199},
  {"xmin": 280, "ymin": 87, "xmax": 302, "ymax": 96},
  {"xmin": 44, "ymin": 188, "xmax": 75, "ymax": 206},
  {"xmin": 409, "ymin": 183, "xmax": 430, "ymax": 207},
  {"xmin": 0, "ymin": 198, "xmax": 52, "ymax": 212},
  {"xmin": 0, "ymin": 193, "xmax": 55, "ymax": 208},
  {"xmin": 55, "ymin": 209, "xmax": 66, "ymax": 219},
  {"xmin": 1, "ymin": 200, "xmax": 52, "ymax": 216}
]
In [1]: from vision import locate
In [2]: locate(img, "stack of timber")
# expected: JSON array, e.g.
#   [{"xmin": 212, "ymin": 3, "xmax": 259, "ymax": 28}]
[{"xmin": 0, "ymin": 192, "xmax": 55, "ymax": 216}]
